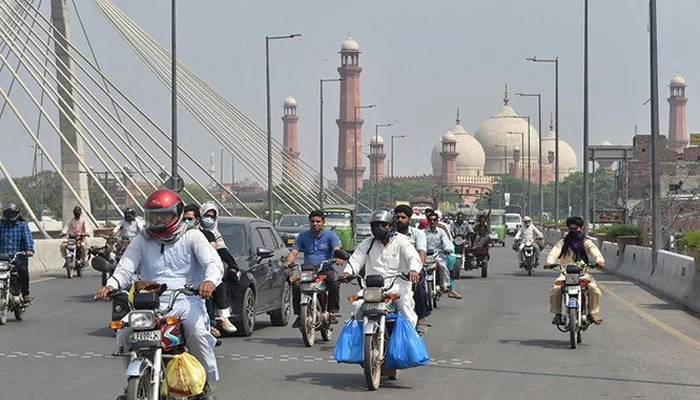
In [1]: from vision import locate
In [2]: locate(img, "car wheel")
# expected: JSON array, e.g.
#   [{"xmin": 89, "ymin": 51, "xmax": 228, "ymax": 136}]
[
  {"xmin": 269, "ymin": 283, "xmax": 291, "ymax": 326},
  {"xmin": 235, "ymin": 287, "xmax": 256, "ymax": 336}
]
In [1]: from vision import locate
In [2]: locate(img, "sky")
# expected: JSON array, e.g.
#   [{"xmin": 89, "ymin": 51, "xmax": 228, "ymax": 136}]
[{"xmin": 2, "ymin": 0, "xmax": 699, "ymax": 184}]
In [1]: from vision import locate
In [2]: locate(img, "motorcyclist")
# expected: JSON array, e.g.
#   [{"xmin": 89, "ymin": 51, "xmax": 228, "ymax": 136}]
[
  {"xmin": 342, "ymin": 208, "xmax": 421, "ymax": 327},
  {"xmin": 424, "ymin": 212, "xmax": 462, "ymax": 299},
  {"xmin": 94, "ymin": 189, "xmax": 224, "ymax": 400},
  {"xmin": 394, "ymin": 204, "xmax": 429, "ymax": 334},
  {"xmin": 110, "ymin": 207, "xmax": 144, "ymax": 240},
  {"xmin": 473, "ymin": 214, "xmax": 490, "ymax": 247},
  {"xmin": 283, "ymin": 210, "xmax": 343, "ymax": 328},
  {"xmin": 544, "ymin": 216, "xmax": 605, "ymax": 326},
  {"xmin": 58, "ymin": 205, "xmax": 91, "ymax": 266},
  {"xmin": 450, "ymin": 211, "xmax": 474, "ymax": 239},
  {"xmin": 0, "ymin": 202, "xmax": 35, "ymax": 303},
  {"xmin": 513, "ymin": 216, "xmax": 543, "ymax": 268}
]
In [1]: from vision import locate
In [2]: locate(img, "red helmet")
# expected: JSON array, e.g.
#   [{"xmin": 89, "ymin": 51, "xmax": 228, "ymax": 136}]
[{"xmin": 144, "ymin": 189, "xmax": 184, "ymax": 238}]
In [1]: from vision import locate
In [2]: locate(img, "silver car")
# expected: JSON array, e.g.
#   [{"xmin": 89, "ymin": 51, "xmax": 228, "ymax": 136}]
[{"xmin": 356, "ymin": 213, "xmax": 372, "ymax": 242}]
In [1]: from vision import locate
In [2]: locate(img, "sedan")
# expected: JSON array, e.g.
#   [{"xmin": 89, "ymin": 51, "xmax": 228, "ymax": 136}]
[{"xmin": 276, "ymin": 214, "xmax": 308, "ymax": 248}]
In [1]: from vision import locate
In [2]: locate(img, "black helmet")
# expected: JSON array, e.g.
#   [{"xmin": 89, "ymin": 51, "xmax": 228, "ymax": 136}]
[
  {"xmin": 73, "ymin": 205, "xmax": 82, "ymax": 218},
  {"xmin": 370, "ymin": 208, "xmax": 395, "ymax": 241},
  {"xmin": 2, "ymin": 202, "xmax": 20, "ymax": 221},
  {"xmin": 124, "ymin": 207, "xmax": 136, "ymax": 222}
]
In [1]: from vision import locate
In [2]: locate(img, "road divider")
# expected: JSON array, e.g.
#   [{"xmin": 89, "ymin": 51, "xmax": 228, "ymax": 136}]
[{"xmin": 29, "ymin": 238, "xmax": 106, "ymax": 274}]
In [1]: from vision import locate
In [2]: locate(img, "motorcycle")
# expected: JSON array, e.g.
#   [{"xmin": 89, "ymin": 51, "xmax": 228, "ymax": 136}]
[
  {"xmin": 517, "ymin": 239, "xmax": 537, "ymax": 276},
  {"xmin": 0, "ymin": 252, "xmax": 30, "ymax": 324},
  {"xmin": 424, "ymin": 250, "xmax": 441, "ymax": 310},
  {"xmin": 288, "ymin": 254, "xmax": 342, "ymax": 347},
  {"xmin": 464, "ymin": 232, "xmax": 489, "ymax": 278},
  {"xmin": 110, "ymin": 283, "xmax": 202, "ymax": 399},
  {"xmin": 553, "ymin": 263, "xmax": 594, "ymax": 349},
  {"xmin": 452, "ymin": 234, "xmax": 467, "ymax": 280},
  {"xmin": 90, "ymin": 237, "xmax": 128, "ymax": 286},
  {"xmin": 64, "ymin": 232, "xmax": 87, "ymax": 279}
]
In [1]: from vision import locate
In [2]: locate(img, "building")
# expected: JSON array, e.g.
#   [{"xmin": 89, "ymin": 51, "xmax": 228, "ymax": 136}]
[{"xmin": 281, "ymin": 96, "xmax": 300, "ymax": 184}]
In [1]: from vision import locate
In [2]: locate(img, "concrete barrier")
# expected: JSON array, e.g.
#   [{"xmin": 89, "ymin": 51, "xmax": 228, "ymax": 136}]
[
  {"xmin": 29, "ymin": 238, "xmax": 106, "ymax": 274},
  {"xmin": 544, "ymin": 230, "xmax": 562, "ymax": 247}
]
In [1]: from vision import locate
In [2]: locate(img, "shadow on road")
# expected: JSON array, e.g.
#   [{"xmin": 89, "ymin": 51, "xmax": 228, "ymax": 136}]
[
  {"xmin": 243, "ymin": 336, "xmax": 306, "ymax": 348},
  {"xmin": 86, "ymin": 326, "xmax": 116, "ymax": 338},
  {"xmin": 66, "ymin": 294, "xmax": 101, "ymax": 304},
  {"xmin": 499, "ymin": 338, "xmax": 575, "ymax": 350},
  {"xmin": 284, "ymin": 371, "xmax": 412, "ymax": 391}
]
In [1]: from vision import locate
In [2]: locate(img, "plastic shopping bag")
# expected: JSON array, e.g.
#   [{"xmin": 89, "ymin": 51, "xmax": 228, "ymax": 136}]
[
  {"xmin": 162, "ymin": 352, "xmax": 207, "ymax": 397},
  {"xmin": 385, "ymin": 312, "xmax": 430, "ymax": 369},
  {"xmin": 333, "ymin": 318, "xmax": 363, "ymax": 364}
]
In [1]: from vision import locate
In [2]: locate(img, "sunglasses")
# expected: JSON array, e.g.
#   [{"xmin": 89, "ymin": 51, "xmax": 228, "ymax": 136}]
[{"xmin": 183, "ymin": 217, "xmax": 195, "ymax": 221}]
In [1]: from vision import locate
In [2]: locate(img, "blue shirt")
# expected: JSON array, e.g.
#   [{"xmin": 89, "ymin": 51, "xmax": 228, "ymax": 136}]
[
  {"xmin": 292, "ymin": 229, "xmax": 341, "ymax": 265},
  {"xmin": 0, "ymin": 220, "xmax": 35, "ymax": 255}
]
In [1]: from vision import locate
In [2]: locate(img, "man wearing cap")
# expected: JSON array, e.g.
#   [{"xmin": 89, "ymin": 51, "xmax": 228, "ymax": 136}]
[{"xmin": 514, "ymin": 216, "xmax": 543, "ymax": 267}]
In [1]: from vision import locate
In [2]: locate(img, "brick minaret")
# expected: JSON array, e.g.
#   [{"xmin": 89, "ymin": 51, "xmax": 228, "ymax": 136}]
[
  {"xmin": 668, "ymin": 73, "xmax": 688, "ymax": 154},
  {"xmin": 440, "ymin": 132, "xmax": 458, "ymax": 185},
  {"xmin": 368, "ymin": 135, "xmax": 386, "ymax": 184},
  {"xmin": 335, "ymin": 36, "xmax": 364, "ymax": 193},
  {"xmin": 282, "ymin": 96, "xmax": 300, "ymax": 184}
]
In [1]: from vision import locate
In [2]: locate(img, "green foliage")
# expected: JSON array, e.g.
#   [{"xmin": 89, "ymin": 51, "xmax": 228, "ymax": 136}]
[
  {"xmin": 680, "ymin": 230, "xmax": 700, "ymax": 249},
  {"xmin": 606, "ymin": 224, "xmax": 645, "ymax": 245},
  {"xmin": 591, "ymin": 225, "xmax": 614, "ymax": 235},
  {"xmin": 359, "ymin": 177, "xmax": 437, "ymax": 210},
  {"xmin": 0, "ymin": 170, "xmax": 62, "ymax": 217}
]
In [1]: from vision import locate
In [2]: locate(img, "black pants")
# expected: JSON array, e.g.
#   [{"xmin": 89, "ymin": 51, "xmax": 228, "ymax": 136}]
[
  {"xmin": 14, "ymin": 256, "xmax": 30, "ymax": 296},
  {"xmin": 292, "ymin": 269, "xmax": 340, "ymax": 314}
]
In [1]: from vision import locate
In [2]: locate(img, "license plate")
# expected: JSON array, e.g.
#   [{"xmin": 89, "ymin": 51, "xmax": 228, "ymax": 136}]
[
  {"xmin": 567, "ymin": 287, "xmax": 580, "ymax": 295},
  {"xmin": 300, "ymin": 283, "xmax": 316, "ymax": 292},
  {"xmin": 129, "ymin": 330, "xmax": 161, "ymax": 343},
  {"xmin": 363, "ymin": 302, "xmax": 386, "ymax": 312},
  {"xmin": 287, "ymin": 238, "xmax": 294, "ymax": 245},
  {"xmin": 567, "ymin": 299, "xmax": 578, "ymax": 308}
]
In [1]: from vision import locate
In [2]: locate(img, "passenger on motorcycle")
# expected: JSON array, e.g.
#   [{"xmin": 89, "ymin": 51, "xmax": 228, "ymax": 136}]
[
  {"xmin": 424, "ymin": 212, "xmax": 463, "ymax": 299},
  {"xmin": 450, "ymin": 212, "xmax": 474, "ymax": 239},
  {"xmin": 0, "ymin": 202, "xmax": 34, "ymax": 303},
  {"xmin": 284, "ymin": 210, "xmax": 343, "ymax": 329},
  {"xmin": 544, "ymin": 216, "xmax": 605, "ymax": 326},
  {"xmin": 394, "ymin": 205, "xmax": 429, "ymax": 333},
  {"xmin": 342, "ymin": 208, "xmax": 421, "ymax": 327},
  {"xmin": 110, "ymin": 207, "xmax": 144, "ymax": 240},
  {"xmin": 513, "ymin": 216, "xmax": 543, "ymax": 267},
  {"xmin": 94, "ymin": 189, "xmax": 224, "ymax": 400}
]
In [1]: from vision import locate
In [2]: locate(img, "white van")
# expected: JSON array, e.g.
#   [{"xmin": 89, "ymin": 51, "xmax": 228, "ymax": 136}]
[{"xmin": 505, "ymin": 213, "xmax": 522, "ymax": 236}]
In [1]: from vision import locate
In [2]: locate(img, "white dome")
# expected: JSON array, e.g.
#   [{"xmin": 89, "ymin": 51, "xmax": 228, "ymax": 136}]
[
  {"xmin": 601, "ymin": 139, "xmax": 612, "ymax": 146},
  {"xmin": 370, "ymin": 135, "xmax": 384, "ymax": 145},
  {"xmin": 284, "ymin": 96, "xmax": 297, "ymax": 107},
  {"xmin": 670, "ymin": 73, "xmax": 686, "ymax": 86},
  {"xmin": 474, "ymin": 104, "xmax": 540, "ymax": 175},
  {"xmin": 341, "ymin": 36, "xmax": 359, "ymax": 51},
  {"xmin": 431, "ymin": 124, "xmax": 486, "ymax": 177},
  {"xmin": 541, "ymin": 125, "xmax": 577, "ymax": 177}
]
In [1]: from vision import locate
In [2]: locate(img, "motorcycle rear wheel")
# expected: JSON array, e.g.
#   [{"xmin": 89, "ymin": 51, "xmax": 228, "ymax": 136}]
[
  {"xmin": 125, "ymin": 367, "xmax": 153, "ymax": 400},
  {"xmin": 481, "ymin": 262, "xmax": 488, "ymax": 278},
  {"xmin": 76, "ymin": 262, "xmax": 82, "ymax": 278},
  {"xmin": 300, "ymin": 298, "xmax": 317, "ymax": 347},
  {"xmin": 568, "ymin": 308, "xmax": 577, "ymax": 349},
  {"xmin": 426, "ymin": 281, "xmax": 434, "ymax": 311},
  {"xmin": 363, "ymin": 333, "xmax": 382, "ymax": 391}
]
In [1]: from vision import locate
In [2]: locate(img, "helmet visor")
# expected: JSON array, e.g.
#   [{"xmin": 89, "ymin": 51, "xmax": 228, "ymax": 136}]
[{"xmin": 145, "ymin": 204, "xmax": 180, "ymax": 233}]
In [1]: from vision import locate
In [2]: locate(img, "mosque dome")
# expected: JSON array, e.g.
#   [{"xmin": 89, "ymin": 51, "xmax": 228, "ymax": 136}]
[
  {"xmin": 283, "ymin": 96, "xmax": 297, "ymax": 107},
  {"xmin": 431, "ymin": 121, "xmax": 486, "ymax": 177},
  {"xmin": 473, "ymin": 101, "xmax": 540, "ymax": 175},
  {"xmin": 341, "ymin": 36, "xmax": 359, "ymax": 51},
  {"xmin": 541, "ymin": 121, "xmax": 577, "ymax": 177},
  {"xmin": 670, "ymin": 73, "xmax": 686, "ymax": 87}
]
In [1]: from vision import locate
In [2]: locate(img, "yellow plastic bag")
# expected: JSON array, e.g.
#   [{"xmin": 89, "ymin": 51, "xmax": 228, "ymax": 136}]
[{"xmin": 163, "ymin": 352, "xmax": 206, "ymax": 397}]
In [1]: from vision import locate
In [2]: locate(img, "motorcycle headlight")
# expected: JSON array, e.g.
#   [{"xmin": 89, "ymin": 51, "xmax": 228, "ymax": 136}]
[
  {"xmin": 300, "ymin": 271, "xmax": 315, "ymax": 282},
  {"xmin": 363, "ymin": 288, "xmax": 383, "ymax": 302},
  {"xmin": 128, "ymin": 311, "xmax": 156, "ymax": 330},
  {"xmin": 454, "ymin": 237, "xmax": 465, "ymax": 246}
]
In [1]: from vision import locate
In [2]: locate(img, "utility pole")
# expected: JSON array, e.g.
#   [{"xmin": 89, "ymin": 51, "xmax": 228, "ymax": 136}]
[{"xmin": 649, "ymin": 0, "xmax": 661, "ymax": 273}]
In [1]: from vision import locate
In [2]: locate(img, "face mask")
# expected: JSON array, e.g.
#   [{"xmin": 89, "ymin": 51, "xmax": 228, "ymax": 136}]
[
  {"xmin": 568, "ymin": 230, "xmax": 584, "ymax": 241},
  {"xmin": 184, "ymin": 219, "xmax": 195, "ymax": 227},
  {"xmin": 201, "ymin": 217, "xmax": 215, "ymax": 228}
]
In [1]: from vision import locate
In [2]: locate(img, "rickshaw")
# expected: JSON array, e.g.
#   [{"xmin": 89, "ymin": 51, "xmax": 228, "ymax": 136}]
[
  {"xmin": 323, "ymin": 205, "xmax": 356, "ymax": 252},
  {"xmin": 488, "ymin": 209, "xmax": 506, "ymax": 247}
]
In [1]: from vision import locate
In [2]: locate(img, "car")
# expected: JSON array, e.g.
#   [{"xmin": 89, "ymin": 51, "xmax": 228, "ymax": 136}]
[
  {"xmin": 217, "ymin": 217, "xmax": 291, "ymax": 336},
  {"xmin": 505, "ymin": 213, "xmax": 522, "ymax": 236},
  {"xmin": 356, "ymin": 213, "xmax": 372, "ymax": 242},
  {"xmin": 276, "ymin": 214, "xmax": 308, "ymax": 248}
]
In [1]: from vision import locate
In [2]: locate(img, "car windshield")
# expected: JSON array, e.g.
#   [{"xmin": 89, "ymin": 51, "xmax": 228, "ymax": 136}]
[
  {"xmin": 325, "ymin": 217, "xmax": 351, "ymax": 227},
  {"xmin": 278, "ymin": 215, "xmax": 308, "ymax": 227},
  {"xmin": 217, "ymin": 223, "xmax": 247, "ymax": 256},
  {"xmin": 356, "ymin": 214, "xmax": 371, "ymax": 225},
  {"xmin": 506, "ymin": 215, "xmax": 521, "ymax": 223},
  {"xmin": 490, "ymin": 215, "xmax": 504, "ymax": 225}
]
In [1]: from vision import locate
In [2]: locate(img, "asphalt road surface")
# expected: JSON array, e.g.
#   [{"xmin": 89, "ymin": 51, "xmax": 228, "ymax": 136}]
[{"xmin": 2, "ymin": 239, "xmax": 699, "ymax": 400}]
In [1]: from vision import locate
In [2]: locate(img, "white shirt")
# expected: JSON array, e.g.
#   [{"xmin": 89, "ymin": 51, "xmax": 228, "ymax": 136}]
[
  {"xmin": 106, "ymin": 230, "xmax": 223, "ymax": 294},
  {"xmin": 344, "ymin": 234, "xmax": 422, "ymax": 278},
  {"xmin": 111, "ymin": 218, "xmax": 145, "ymax": 239},
  {"xmin": 514, "ymin": 224, "xmax": 543, "ymax": 242}
]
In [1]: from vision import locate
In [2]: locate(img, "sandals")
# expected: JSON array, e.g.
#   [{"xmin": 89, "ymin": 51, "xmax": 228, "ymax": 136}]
[{"xmin": 589, "ymin": 313, "xmax": 603, "ymax": 325}]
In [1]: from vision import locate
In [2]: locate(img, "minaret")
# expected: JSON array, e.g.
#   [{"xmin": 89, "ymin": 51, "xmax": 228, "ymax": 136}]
[
  {"xmin": 368, "ymin": 135, "xmax": 386, "ymax": 184},
  {"xmin": 440, "ymin": 131, "xmax": 458, "ymax": 185},
  {"xmin": 335, "ymin": 36, "xmax": 364, "ymax": 194},
  {"xmin": 667, "ymin": 73, "xmax": 688, "ymax": 154},
  {"xmin": 282, "ymin": 96, "xmax": 300, "ymax": 184}
]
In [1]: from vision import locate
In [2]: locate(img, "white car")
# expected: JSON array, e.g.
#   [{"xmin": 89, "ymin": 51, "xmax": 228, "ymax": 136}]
[{"xmin": 505, "ymin": 213, "xmax": 522, "ymax": 236}]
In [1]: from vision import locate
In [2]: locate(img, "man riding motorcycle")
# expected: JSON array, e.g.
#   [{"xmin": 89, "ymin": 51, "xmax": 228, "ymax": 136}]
[
  {"xmin": 544, "ymin": 216, "xmax": 605, "ymax": 326},
  {"xmin": 450, "ymin": 212, "xmax": 474, "ymax": 239},
  {"xmin": 94, "ymin": 189, "xmax": 224, "ymax": 400},
  {"xmin": 0, "ymin": 202, "xmax": 35, "ymax": 303},
  {"xmin": 513, "ymin": 216, "xmax": 544, "ymax": 268},
  {"xmin": 424, "ymin": 212, "xmax": 462, "ymax": 299},
  {"xmin": 59, "ymin": 205, "xmax": 91, "ymax": 266},
  {"xmin": 342, "ymin": 208, "xmax": 421, "ymax": 327},
  {"xmin": 110, "ymin": 207, "xmax": 144, "ymax": 240}
]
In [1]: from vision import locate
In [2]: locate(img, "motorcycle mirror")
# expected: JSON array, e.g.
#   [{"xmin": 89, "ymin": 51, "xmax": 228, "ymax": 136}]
[
  {"xmin": 333, "ymin": 249, "xmax": 350, "ymax": 261},
  {"xmin": 91, "ymin": 256, "xmax": 113, "ymax": 273}
]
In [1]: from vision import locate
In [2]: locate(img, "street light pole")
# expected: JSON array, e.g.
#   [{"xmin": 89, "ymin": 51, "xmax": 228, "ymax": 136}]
[
  {"xmin": 373, "ymin": 122, "xmax": 395, "ymax": 209},
  {"xmin": 527, "ymin": 56, "xmax": 559, "ymax": 222},
  {"xmin": 390, "ymin": 134, "xmax": 407, "ymax": 204},
  {"xmin": 319, "ymin": 78, "xmax": 342, "ymax": 209},
  {"xmin": 516, "ymin": 93, "xmax": 542, "ymax": 224},
  {"xmin": 167, "ymin": 0, "xmax": 183, "ymax": 193},
  {"xmin": 583, "ymin": 0, "xmax": 591, "ymax": 234},
  {"xmin": 507, "ymin": 131, "xmax": 525, "ymax": 213},
  {"xmin": 354, "ymin": 104, "xmax": 375, "ymax": 212},
  {"xmin": 649, "ymin": 0, "xmax": 661, "ymax": 272},
  {"xmin": 266, "ymin": 33, "xmax": 301, "ymax": 222}
]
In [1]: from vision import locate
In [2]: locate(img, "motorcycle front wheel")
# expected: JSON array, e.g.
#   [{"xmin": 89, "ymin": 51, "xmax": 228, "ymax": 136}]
[
  {"xmin": 426, "ymin": 281, "xmax": 434, "ymax": 311},
  {"xmin": 125, "ymin": 367, "xmax": 153, "ymax": 400},
  {"xmin": 300, "ymin": 297, "xmax": 317, "ymax": 347},
  {"xmin": 65, "ymin": 259, "xmax": 74, "ymax": 279},
  {"xmin": 0, "ymin": 291, "xmax": 7, "ymax": 325},
  {"xmin": 363, "ymin": 333, "xmax": 382, "ymax": 391},
  {"xmin": 568, "ymin": 308, "xmax": 577, "ymax": 349}
]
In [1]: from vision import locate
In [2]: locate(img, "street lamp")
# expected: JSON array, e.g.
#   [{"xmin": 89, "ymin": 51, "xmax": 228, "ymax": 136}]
[
  {"xmin": 319, "ymin": 78, "xmax": 342, "ymax": 209},
  {"xmin": 516, "ymin": 92, "xmax": 543, "ymax": 224},
  {"xmin": 494, "ymin": 144, "xmax": 509, "ymax": 209},
  {"xmin": 166, "ymin": 0, "xmax": 183, "ymax": 193},
  {"xmin": 389, "ymin": 134, "xmax": 407, "ymax": 204},
  {"xmin": 354, "ymin": 104, "xmax": 375, "ymax": 212},
  {"xmin": 373, "ymin": 122, "xmax": 395, "ymax": 209},
  {"xmin": 527, "ymin": 56, "xmax": 559, "ymax": 223},
  {"xmin": 507, "ymin": 131, "xmax": 525, "ymax": 213},
  {"xmin": 266, "ymin": 33, "xmax": 301, "ymax": 222}
]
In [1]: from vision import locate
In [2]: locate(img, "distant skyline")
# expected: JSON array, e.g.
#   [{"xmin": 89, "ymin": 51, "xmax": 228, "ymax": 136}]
[{"xmin": 1, "ymin": 0, "xmax": 699, "ymax": 184}]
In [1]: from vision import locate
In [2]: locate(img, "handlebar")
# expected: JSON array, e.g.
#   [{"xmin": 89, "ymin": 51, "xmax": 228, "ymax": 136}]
[{"xmin": 0, "ymin": 251, "xmax": 27, "ymax": 263}]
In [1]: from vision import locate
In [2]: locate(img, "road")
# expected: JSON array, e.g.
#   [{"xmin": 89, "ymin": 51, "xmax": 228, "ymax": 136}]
[{"xmin": 1, "ymin": 239, "xmax": 700, "ymax": 400}]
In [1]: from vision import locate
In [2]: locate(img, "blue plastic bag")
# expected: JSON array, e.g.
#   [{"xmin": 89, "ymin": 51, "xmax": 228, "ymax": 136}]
[
  {"xmin": 333, "ymin": 319, "xmax": 363, "ymax": 364},
  {"xmin": 384, "ymin": 312, "xmax": 430, "ymax": 369}
]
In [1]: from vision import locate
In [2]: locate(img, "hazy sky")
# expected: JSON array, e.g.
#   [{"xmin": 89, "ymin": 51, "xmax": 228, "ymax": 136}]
[{"xmin": 2, "ymin": 0, "xmax": 699, "ymax": 184}]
